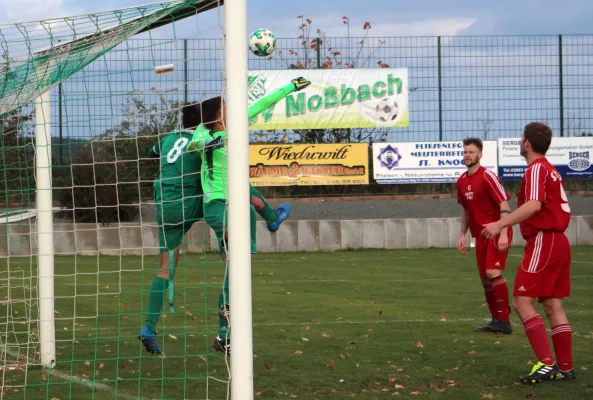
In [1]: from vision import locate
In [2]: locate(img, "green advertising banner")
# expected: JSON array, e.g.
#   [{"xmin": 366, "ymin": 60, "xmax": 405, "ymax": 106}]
[{"xmin": 247, "ymin": 68, "xmax": 409, "ymax": 130}]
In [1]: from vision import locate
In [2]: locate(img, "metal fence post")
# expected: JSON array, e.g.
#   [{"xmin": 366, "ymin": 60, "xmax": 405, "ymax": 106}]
[
  {"xmin": 558, "ymin": 35, "xmax": 564, "ymax": 137},
  {"xmin": 184, "ymin": 39, "xmax": 189, "ymax": 104},
  {"xmin": 316, "ymin": 37, "xmax": 321, "ymax": 68},
  {"xmin": 437, "ymin": 36, "xmax": 443, "ymax": 141},
  {"xmin": 58, "ymin": 82, "xmax": 63, "ymax": 165}
]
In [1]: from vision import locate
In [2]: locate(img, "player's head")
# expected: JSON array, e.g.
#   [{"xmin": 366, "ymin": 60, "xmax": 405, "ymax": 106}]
[
  {"xmin": 195, "ymin": 96, "xmax": 226, "ymax": 132},
  {"xmin": 181, "ymin": 102, "xmax": 201, "ymax": 129},
  {"xmin": 462, "ymin": 137, "xmax": 483, "ymax": 168},
  {"xmin": 521, "ymin": 122, "xmax": 552, "ymax": 159}
]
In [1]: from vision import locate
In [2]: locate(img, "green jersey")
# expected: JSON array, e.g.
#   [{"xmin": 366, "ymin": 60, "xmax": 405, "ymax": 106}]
[
  {"xmin": 189, "ymin": 82, "xmax": 296, "ymax": 203},
  {"xmin": 150, "ymin": 130, "xmax": 203, "ymax": 204}
]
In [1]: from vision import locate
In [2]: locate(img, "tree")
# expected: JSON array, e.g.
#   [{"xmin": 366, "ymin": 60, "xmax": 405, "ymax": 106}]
[
  {"xmin": 0, "ymin": 107, "xmax": 35, "ymax": 207},
  {"xmin": 53, "ymin": 95, "xmax": 175, "ymax": 222},
  {"xmin": 256, "ymin": 15, "xmax": 392, "ymax": 146}
]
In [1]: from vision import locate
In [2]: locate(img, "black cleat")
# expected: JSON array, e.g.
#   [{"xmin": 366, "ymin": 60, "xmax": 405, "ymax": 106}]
[
  {"xmin": 556, "ymin": 369, "xmax": 576, "ymax": 381},
  {"xmin": 475, "ymin": 319, "xmax": 512, "ymax": 334},
  {"xmin": 212, "ymin": 337, "xmax": 231, "ymax": 355},
  {"xmin": 520, "ymin": 362, "xmax": 560, "ymax": 384}
]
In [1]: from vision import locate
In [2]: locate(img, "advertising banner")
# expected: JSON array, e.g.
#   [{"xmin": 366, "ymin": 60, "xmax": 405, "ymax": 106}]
[
  {"xmin": 497, "ymin": 137, "xmax": 593, "ymax": 179},
  {"xmin": 247, "ymin": 68, "xmax": 409, "ymax": 130},
  {"xmin": 249, "ymin": 143, "xmax": 369, "ymax": 186},
  {"xmin": 372, "ymin": 141, "xmax": 498, "ymax": 184}
]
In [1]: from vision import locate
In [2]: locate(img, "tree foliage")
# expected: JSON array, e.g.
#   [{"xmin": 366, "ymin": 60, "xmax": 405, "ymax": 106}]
[
  {"xmin": 53, "ymin": 95, "xmax": 173, "ymax": 222},
  {"xmin": 0, "ymin": 107, "xmax": 35, "ymax": 207},
  {"xmin": 252, "ymin": 15, "xmax": 393, "ymax": 146}
]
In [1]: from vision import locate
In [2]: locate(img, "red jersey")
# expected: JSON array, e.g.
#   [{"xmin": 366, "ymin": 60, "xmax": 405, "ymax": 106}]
[
  {"xmin": 518, "ymin": 158, "xmax": 571, "ymax": 240},
  {"xmin": 457, "ymin": 166, "xmax": 510, "ymax": 238}
]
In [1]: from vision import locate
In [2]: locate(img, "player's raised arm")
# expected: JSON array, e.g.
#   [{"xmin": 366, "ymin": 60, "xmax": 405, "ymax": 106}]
[{"xmin": 247, "ymin": 77, "xmax": 310, "ymax": 121}]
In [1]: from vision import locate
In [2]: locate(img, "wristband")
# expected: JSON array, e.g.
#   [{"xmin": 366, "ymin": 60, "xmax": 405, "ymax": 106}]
[{"xmin": 500, "ymin": 210, "xmax": 511, "ymax": 214}]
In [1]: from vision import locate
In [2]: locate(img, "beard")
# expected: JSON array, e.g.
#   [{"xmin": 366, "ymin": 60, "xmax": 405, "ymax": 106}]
[
  {"xmin": 464, "ymin": 158, "xmax": 479, "ymax": 168},
  {"xmin": 520, "ymin": 143, "xmax": 527, "ymax": 158}
]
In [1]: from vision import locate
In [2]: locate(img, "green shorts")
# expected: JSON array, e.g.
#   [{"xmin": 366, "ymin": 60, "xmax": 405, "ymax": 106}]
[
  {"xmin": 157, "ymin": 197, "xmax": 204, "ymax": 253},
  {"xmin": 203, "ymin": 199, "xmax": 257, "ymax": 255}
]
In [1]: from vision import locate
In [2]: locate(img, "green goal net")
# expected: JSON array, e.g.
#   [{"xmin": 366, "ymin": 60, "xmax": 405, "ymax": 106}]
[{"xmin": 0, "ymin": 1, "xmax": 239, "ymax": 398}]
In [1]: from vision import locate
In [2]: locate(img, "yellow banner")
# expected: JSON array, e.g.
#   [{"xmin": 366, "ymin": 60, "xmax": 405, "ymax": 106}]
[{"xmin": 249, "ymin": 143, "xmax": 369, "ymax": 186}]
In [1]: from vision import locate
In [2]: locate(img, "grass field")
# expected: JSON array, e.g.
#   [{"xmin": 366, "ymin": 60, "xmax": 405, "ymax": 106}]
[{"xmin": 0, "ymin": 246, "xmax": 592, "ymax": 399}]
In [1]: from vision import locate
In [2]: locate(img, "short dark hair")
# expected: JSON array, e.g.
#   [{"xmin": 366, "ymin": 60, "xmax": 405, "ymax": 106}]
[
  {"xmin": 181, "ymin": 102, "xmax": 201, "ymax": 129},
  {"xmin": 463, "ymin": 137, "xmax": 483, "ymax": 152},
  {"xmin": 197, "ymin": 96, "xmax": 223, "ymax": 131},
  {"xmin": 523, "ymin": 122, "xmax": 552, "ymax": 155},
  {"xmin": 180, "ymin": 96, "xmax": 223, "ymax": 131}
]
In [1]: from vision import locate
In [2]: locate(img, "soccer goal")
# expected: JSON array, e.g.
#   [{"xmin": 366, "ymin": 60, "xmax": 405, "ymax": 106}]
[{"xmin": 0, "ymin": 0, "xmax": 253, "ymax": 398}]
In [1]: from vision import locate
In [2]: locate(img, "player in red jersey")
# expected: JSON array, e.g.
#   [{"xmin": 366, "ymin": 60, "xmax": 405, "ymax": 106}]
[
  {"xmin": 456, "ymin": 137, "xmax": 513, "ymax": 334},
  {"xmin": 482, "ymin": 122, "xmax": 575, "ymax": 384}
]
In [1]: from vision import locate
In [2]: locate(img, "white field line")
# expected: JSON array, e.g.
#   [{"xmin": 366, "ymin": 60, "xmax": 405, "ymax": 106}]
[{"xmin": 1, "ymin": 347, "xmax": 150, "ymax": 400}]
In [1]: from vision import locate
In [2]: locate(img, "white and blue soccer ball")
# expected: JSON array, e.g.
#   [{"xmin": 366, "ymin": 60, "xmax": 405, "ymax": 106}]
[{"xmin": 249, "ymin": 29, "xmax": 276, "ymax": 57}]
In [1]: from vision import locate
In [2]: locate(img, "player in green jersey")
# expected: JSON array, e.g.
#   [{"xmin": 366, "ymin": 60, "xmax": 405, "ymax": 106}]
[
  {"xmin": 187, "ymin": 77, "xmax": 311, "ymax": 355},
  {"xmin": 139, "ymin": 104, "xmax": 204, "ymax": 355}
]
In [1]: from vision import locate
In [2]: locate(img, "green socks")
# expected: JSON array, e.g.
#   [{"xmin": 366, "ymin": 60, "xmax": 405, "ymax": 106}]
[
  {"xmin": 249, "ymin": 185, "xmax": 277, "ymax": 224},
  {"xmin": 218, "ymin": 273, "xmax": 230, "ymax": 340},
  {"xmin": 250, "ymin": 205, "xmax": 257, "ymax": 253},
  {"xmin": 145, "ymin": 276, "xmax": 169, "ymax": 333}
]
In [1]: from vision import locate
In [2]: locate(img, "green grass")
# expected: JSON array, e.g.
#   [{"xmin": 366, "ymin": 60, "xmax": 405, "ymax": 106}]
[{"xmin": 0, "ymin": 247, "xmax": 592, "ymax": 399}]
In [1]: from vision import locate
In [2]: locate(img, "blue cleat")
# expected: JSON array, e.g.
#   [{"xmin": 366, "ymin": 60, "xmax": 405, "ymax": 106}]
[
  {"xmin": 267, "ymin": 203, "xmax": 291, "ymax": 232},
  {"xmin": 138, "ymin": 326, "xmax": 161, "ymax": 355}
]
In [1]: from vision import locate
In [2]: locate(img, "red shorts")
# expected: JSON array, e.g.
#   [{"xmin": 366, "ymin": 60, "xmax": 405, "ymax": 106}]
[
  {"xmin": 475, "ymin": 230, "xmax": 512, "ymax": 278},
  {"xmin": 514, "ymin": 231, "xmax": 571, "ymax": 302}
]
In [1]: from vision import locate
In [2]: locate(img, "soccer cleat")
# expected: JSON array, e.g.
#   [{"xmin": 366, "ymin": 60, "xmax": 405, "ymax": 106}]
[
  {"xmin": 291, "ymin": 77, "xmax": 311, "ymax": 92},
  {"xmin": 267, "ymin": 203, "xmax": 291, "ymax": 232},
  {"xmin": 519, "ymin": 361, "xmax": 560, "ymax": 384},
  {"xmin": 556, "ymin": 369, "xmax": 576, "ymax": 381},
  {"xmin": 475, "ymin": 319, "xmax": 512, "ymax": 334},
  {"xmin": 138, "ymin": 326, "xmax": 161, "ymax": 355},
  {"xmin": 212, "ymin": 337, "xmax": 231, "ymax": 355}
]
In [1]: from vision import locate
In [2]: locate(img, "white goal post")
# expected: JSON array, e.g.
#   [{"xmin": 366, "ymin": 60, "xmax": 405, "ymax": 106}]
[
  {"xmin": 34, "ymin": 90, "xmax": 56, "ymax": 368},
  {"xmin": 225, "ymin": 0, "xmax": 255, "ymax": 398},
  {"xmin": 13, "ymin": 0, "xmax": 254, "ymax": 397}
]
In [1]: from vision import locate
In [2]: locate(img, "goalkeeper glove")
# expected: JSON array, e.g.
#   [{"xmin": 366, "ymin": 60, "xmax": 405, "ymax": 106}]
[
  {"xmin": 204, "ymin": 136, "xmax": 226, "ymax": 150},
  {"xmin": 291, "ymin": 77, "xmax": 311, "ymax": 92},
  {"xmin": 187, "ymin": 136, "xmax": 225, "ymax": 152}
]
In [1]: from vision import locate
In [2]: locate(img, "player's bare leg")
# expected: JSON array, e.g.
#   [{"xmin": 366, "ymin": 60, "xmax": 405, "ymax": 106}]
[
  {"xmin": 513, "ymin": 296, "xmax": 560, "ymax": 383},
  {"xmin": 543, "ymin": 298, "xmax": 575, "ymax": 380},
  {"xmin": 249, "ymin": 185, "xmax": 291, "ymax": 232},
  {"xmin": 139, "ymin": 248, "xmax": 181, "ymax": 355}
]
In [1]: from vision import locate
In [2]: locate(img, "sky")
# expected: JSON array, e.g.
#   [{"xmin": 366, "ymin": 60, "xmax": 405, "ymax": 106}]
[
  {"xmin": 2, "ymin": 0, "xmax": 593, "ymax": 37},
  {"xmin": 2, "ymin": 0, "xmax": 592, "ymax": 142}
]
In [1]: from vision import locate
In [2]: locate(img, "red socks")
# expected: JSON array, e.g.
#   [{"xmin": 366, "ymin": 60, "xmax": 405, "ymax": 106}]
[
  {"xmin": 522, "ymin": 314, "xmax": 554, "ymax": 365},
  {"xmin": 490, "ymin": 276, "xmax": 510, "ymax": 323},
  {"xmin": 552, "ymin": 324, "xmax": 573, "ymax": 371},
  {"xmin": 482, "ymin": 280, "xmax": 495, "ymax": 318}
]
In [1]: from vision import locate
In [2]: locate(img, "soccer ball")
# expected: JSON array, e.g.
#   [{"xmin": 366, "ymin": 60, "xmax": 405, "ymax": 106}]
[
  {"xmin": 374, "ymin": 97, "xmax": 399, "ymax": 122},
  {"xmin": 249, "ymin": 29, "xmax": 276, "ymax": 57}
]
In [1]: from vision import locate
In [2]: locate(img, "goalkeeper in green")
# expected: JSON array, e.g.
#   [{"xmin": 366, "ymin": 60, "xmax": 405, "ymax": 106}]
[
  {"xmin": 138, "ymin": 104, "xmax": 204, "ymax": 355},
  {"xmin": 187, "ymin": 77, "xmax": 311, "ymax": 355}
]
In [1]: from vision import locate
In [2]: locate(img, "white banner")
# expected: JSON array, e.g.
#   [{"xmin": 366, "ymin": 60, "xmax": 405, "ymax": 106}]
[
  {"xmin": 497, "ymin": 137, "xmax": 593, "ymax": 180},
  {"xmin": 373, "ymin": 141, "xmax": 498, "ymax": 184},
  {"xmin": 247, "ymin": 68, "xmax": 409, "ymax": 130}
]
